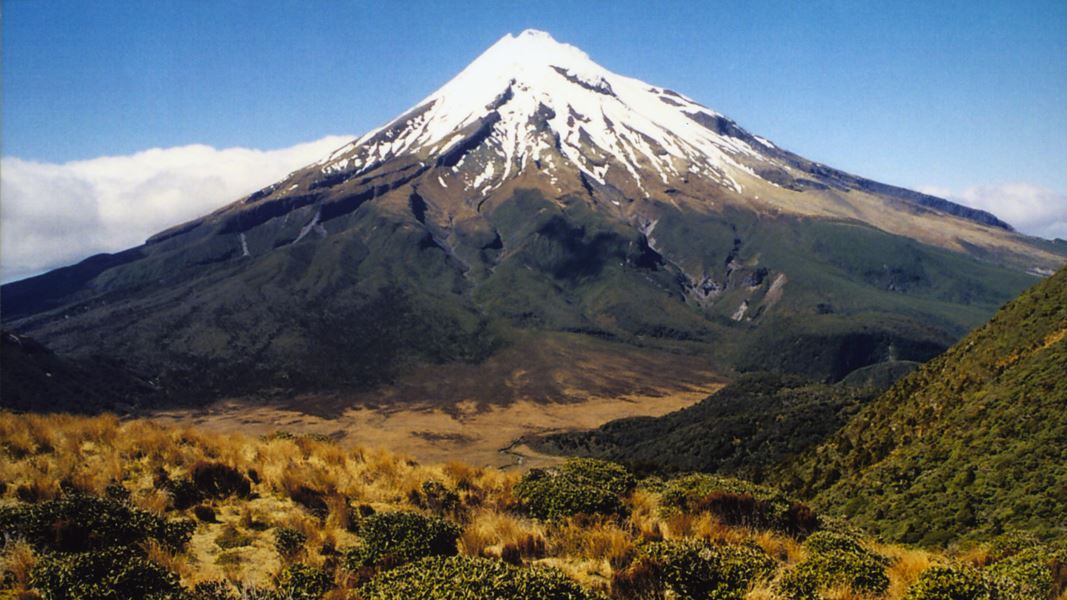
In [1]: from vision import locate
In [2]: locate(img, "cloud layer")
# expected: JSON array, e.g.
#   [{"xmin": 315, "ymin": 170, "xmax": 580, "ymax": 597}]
[
  {"xmin": 1, "ymin": 135, "xmax": 352, "ymax": 282},
  {"xmin": 919, "ymin": 183, "xmax": 1067, "ymax": 241},
  {"xmin": 3, "ymin": 138, "xmax": 1065, "ymax": 284}
]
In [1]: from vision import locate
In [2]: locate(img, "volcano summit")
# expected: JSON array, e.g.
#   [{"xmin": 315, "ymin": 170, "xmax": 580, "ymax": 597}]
[{"xmin": 2, "ymin": 30, "xmax": 1063, "ymax": 409}]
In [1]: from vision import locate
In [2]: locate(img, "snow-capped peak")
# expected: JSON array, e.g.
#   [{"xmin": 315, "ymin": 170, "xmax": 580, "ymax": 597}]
[{"xmin": 318, "ymin": 29, "xmax": 773, "ymax": 194}]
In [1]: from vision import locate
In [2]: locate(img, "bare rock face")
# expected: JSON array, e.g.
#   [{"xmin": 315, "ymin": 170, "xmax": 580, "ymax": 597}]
[{"xmin": 2, "ymin": 30, "xmax": 1062, "ymax": 407}]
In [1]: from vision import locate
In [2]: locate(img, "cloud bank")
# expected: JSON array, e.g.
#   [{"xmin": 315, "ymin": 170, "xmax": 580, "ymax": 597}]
[
  {"xmin": 1, "ymin": 135, "xmax": 352, "ymax": 282},
  {"xmin": 919, "ymin": 183, "xmax": 1067, "ymax": 241}
]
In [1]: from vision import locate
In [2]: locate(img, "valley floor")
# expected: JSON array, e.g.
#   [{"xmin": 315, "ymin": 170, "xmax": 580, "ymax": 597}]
[{"xmin": 145, "ymin": 382, "xmax": 722, "ymax": 470}]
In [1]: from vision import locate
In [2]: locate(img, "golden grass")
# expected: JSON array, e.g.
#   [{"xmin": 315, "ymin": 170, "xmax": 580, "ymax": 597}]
[
  {"xmin": 0, "ymin": 539, "xmax": 38, "ymax": 597},
  {"xmin": 0, "ymin": 410, "xmax": 1046, "ymax": 600}
]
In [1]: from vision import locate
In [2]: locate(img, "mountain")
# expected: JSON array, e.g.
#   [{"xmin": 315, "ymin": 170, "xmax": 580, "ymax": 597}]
[
  {"xmin": 2, "ymin": 30, "xmax": 1063, "ymax": 407},
  {"xmin": 783, "ymin": 265, "xmax": 1067, "ymax": 545}
]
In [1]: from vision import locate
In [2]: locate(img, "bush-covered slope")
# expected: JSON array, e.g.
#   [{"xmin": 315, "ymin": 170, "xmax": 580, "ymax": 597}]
[
  {"xmin": 2, "ymin": 413, "xmax": 1065, "ymax": 599},
  {"xmin": 533, "ymin": 373, "xmax": 880, "ymax": 481},
  {"xmin": 783, "ymin": 266, "xmax": 1067, "ymax": 546}
]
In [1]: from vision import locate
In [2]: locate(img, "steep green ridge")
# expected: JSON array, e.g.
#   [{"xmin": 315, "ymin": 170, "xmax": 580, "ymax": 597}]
[
  {"xmin": 783, "ymin": 266, "xmax": 1067, "ymax": 546},
  {"xmin": 532, "ymin": 373, "xmax": 880, "ymax": 481}
]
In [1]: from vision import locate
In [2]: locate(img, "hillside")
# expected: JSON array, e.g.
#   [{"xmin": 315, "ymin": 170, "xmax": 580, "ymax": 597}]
[
  {"xmin": 783, "ymin": 266, "xmax": 1067, "ymax": 546},
  {"xmin": 532, "ymin": 373, "xmax": 881, "ymax": 481},
  {"xmin": 2, "ymin": 30, "xmax": 1062, "ymax": 411},
  {"xmin": 2, "ymin": 412, "xmax": 1065, "ymax": 599}
]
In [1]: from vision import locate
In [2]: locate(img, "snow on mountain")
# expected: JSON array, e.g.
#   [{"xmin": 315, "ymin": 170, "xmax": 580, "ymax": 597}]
[{"xmin": 316, "ymin": 29, "xmax": 770, "ymax": 197}]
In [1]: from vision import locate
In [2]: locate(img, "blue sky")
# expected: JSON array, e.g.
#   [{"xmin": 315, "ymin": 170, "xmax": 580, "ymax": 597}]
[
  {"xmin": 2, "ymin": 1, "xmax": 1066, "ymax": 281},
  {"xmin": 4, "ymin": 0, "xmax": 1066, "ymax": 191}
]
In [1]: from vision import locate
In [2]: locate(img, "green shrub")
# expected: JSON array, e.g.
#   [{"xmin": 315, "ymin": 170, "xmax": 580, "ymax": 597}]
[
  {"xmin": 986, "ymin": 530, "xmax": 1043, "ymax": 562},
  {"xmin": 904, "ymin": 566, "xmax": 995, "ymax": 600},
  {"xmin": 638, "ymin": 540, "xmax": 776, "ymax": 600},
  {"xmin": 514, "ymin": 458, "xmax": 635, "ymax": 520},
  {"xmin": 515, "ymin": 472, "xmax": 624, "ymax": 520},
  {"xmin": 777, "ymin": 531, "xmax": 889, "ymax": 599},
  {"xmin": 359, "ymin": 555, "xmax": 603, "ymax": 599},
  {"xmin": 659, "ymin": 473, "xmax": 818, "ymax": 535},
  {"xmin": 987, "ymin": 545, "xmax": 1065, "ymax": 600},
  {"xmin": 274, "ymin": 563, "xmax": 332, "ymax": 600},
  {"xmin": 162, "ymin": 476, "xmax": 203, "ymax": 510},
  {"xmin": 274, "ymin": 527, "xmax": 307, "ymax": 558},
  {"xmin": 30, "ymin": 546, "xmax": 184, "ymax": 599},
  {"xmin": 557, "ymin": 458, "xmax": 637, "ymax": 496},
  {"xmin": 344, "ymin": 511, "xmax": 461, "ymax": 569},
  {"xmin": 189, "ymin": 580, "xmax": 239, "ymax": 600},
  {"xmin": 0, "ymin": 493, "xmax": 194, "ymax": 553}
]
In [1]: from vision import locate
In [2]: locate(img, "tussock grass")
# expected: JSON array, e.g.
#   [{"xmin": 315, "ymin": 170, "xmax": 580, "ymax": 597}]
[{"xmin": 0, "ymin": 411, "xmax": 1058, "ymax": 599}]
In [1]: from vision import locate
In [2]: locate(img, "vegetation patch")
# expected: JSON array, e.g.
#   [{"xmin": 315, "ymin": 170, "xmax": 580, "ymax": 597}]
[
  {"xmin": 359, "ymin": 555, "xmax": 604, "ymax": 599},
  {"xmin": 0, "ymin": 493, "xmax": 194, "ymax": 553},
  {"xmin": 515, "ymin": 458, "xmax": 635, "ymax": 519},
  {"xmin": 778, "ymin": 531, "xmax": 890, "ymax": 599},
  {"xmin": 274, "ymin": 563, "xmax": 332, "ymax": 600},
  {"xmin": 30, "ymin": 546, "xmax": 184, "ymax": 600},
  {"xmin": 660, "ymin": 473, "xmax": 818, "ymax": 535},
  {"xmin": 634, "ymin": 539, "xmax": 775, "ymax": 600},
  {"xmin": 343, "ymin": 511, "xmax": 461, "ymax": 569},
  {"xmin": 190, "ymin": 461, "xmax": 251, "ymax": 499}
]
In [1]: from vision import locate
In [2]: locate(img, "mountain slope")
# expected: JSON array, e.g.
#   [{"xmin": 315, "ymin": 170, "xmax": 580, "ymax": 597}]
[
  {"xmin": 783, "ymin": 266, "xmax": 1067, "ymax": 545},
  {"xmin": 2, "ymin": 30, "xmax": 1062, "ymax": 407},
  {"xmin": 531, "ymin": 373, "xmax": 881, "ymax": 480}
]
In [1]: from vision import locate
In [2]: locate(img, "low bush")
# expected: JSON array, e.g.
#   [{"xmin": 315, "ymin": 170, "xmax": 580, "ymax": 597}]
[
  {"xmin": 514, "ymin": 458, "xmax": 635, "ymax": 520},
  {"xmin": 558, "ymin": 457, "xmax": 637, "ymax": 495},
  {"xmin": 158, "ymin": 474, "xmax": 203, "ymax": 510},
  {"xmin": 904, "ymin": 565, "xmax": 995, "ymax": 600},
  {"xmin": 191, "ymin": 461, "xmax": 251, "ymax": 499},
  {"xmin": 660, "ymin": 474, "xmax": 818, "ymax": 535},
  {"xmin": 189, "ymin": 580, "xmax": 240, "ymax": 600},
  {"xmin": 0, "ymin": 493, "xmax": 194, "ymax": 553},
  {"xmin": 344, "ymin": 511, "xmax": 461, "ymax": 569},
  {"xmin": 637, "ymin": 539, "xmax": 776, "ymax": 600},
  {"xmin": 30, "ymin": 546, "xmax": 184, "ymax": 599},
  {"xmin": 359, "ymin": 555, "xmax": 603, "ymax": 599},
  {"xmin": 987, "ymin": 545, "xmax": 1067, "ymax": 600},
  {"xmin": 193, "ymin": 504, "xmax": 217, "ymax": 522},
  {"xmin": 777, "ymin": 531, "xmax": 889, "ymax": 599},
  {"xmin": 274, "ymin": 527, "xmax": 308, "ymax": 559},
  {"xmin": 274, "ymin": 563, "xmax": 332, "ymax": 600}
]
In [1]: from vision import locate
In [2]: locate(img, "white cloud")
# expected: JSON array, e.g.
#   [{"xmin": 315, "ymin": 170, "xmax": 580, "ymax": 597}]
[
  {"xmin": 0, "ymin": 135, "xmax": 352, "ymax": 282},
  {"xmin": 919, "ymin": 182, "xmax": 1067, "ymax": 241}
]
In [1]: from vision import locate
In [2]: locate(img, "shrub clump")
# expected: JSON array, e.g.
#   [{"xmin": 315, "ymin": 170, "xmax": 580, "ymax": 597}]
[
  {"xmin": 634, "ymin": 539, "xmax": 776, "ymax": 600},
  {"xmin": 190, "ymin": 461, "xmax": 251, "ymax": 499},
  {"xmin": 514, "ymin": 458, "xmax": 635, "ymax": 520},
  {"xmin": 660, "ymin": 473, "xmax": 818, "ymax": 535},
  {"xmin": 904, "ymin": 565, "xmax": 996, "ymax": 600},
  {"xmin": 359, "ymin": 555, "xmax": 603, "ymax": 599},
  {"xmin": 777, "ymin": 531, "xmax": 889, "ymax": 599},
  {"xmin": 344, "ymin": 511, "xmax": 461, "ymax": 569},
  {"xmin": 274, "ymin": 563, "xmax": 332, "ymax": 600},
  {"xmin": 30, "ymin": 546, "xmax": 184, "ymax": 599},
  {"xmin": 274, "ymin": 527, "xmax": 308, "ymax": 559},
  {"xmin": 189, "ymin": 580, "xmax": 240, "ymax": 600},
  {"xmin": 986, "ymin": 545, "xmax": 1067, "ymax": 600},
  {"xmin": 0, "ymin": 493, "xmax": 194, "ymax": 553}
]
